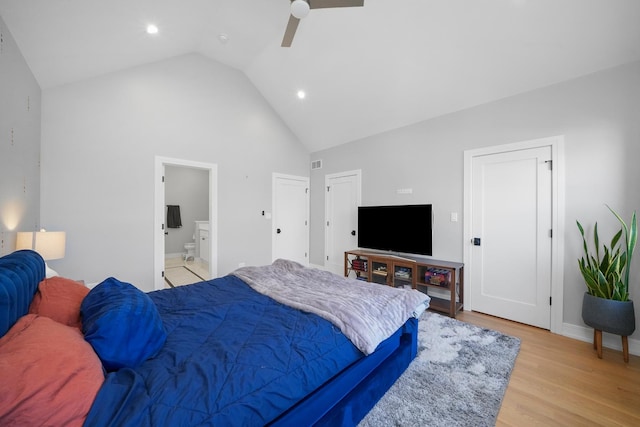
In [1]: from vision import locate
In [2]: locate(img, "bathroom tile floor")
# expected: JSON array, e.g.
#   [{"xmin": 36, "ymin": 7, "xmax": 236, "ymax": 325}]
[{"xmin": 164, "ymin": 256, "xmax": 210, "ymax": 288}]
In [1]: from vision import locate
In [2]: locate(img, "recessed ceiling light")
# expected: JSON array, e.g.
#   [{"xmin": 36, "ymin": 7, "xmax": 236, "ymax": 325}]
[
  {"xmin": 146, "ymin": 24, "xmax": 159, "ymax": 35},
  {"xmin": 297, "ymin": 90, "xmax": 306, "ymax": 99}
]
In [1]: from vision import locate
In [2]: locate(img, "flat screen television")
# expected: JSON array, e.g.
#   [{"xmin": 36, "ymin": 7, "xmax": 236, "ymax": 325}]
[{"xmin": 357, "ymin": 204, "xmax": 433, "ymax": 256}]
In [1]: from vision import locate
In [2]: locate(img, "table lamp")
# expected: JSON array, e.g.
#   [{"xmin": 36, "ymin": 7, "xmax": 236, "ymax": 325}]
[{"xmin": 16, "ymin": 229, "xmax": 66, "ymax": 277}]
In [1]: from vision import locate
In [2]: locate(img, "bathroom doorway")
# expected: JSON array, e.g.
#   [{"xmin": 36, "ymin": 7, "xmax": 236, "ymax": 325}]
[
  {"xmin": 154, "ymin": 156, "xmax": 218, "ymax": 290},
  {"xmin": 163, "ymin": 166, "xmax": 209, "ymax": 287}
]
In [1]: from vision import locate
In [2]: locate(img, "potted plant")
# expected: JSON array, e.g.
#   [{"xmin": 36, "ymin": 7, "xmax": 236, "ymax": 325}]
[{"xmin": 577, "ymin": 205, "xmax": 637, "ymax": 362}]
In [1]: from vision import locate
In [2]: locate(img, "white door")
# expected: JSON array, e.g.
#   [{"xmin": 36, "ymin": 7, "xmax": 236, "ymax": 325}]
[
  {"xmin": 325, "ymin": 170, "xmax": 361, "ymax": 275},
  {"xmin": 469, "ymin": 145, "xmax": 552, "ymax": 329},
  {"xmin": 272, "ymin": 174, "xmax": 309, "ymax": 265}
]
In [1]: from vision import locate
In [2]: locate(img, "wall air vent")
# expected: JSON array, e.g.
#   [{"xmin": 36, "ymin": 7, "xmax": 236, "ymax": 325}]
[{"xmin": 311, "ymin": 160, "xmax": 323, "ymax": 170}]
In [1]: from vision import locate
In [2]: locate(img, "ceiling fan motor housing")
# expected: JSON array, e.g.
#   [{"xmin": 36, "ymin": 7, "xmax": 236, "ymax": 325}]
[
  {"xmin": 282, "ymin": 0, "xmax": 364, "ymax": 47},
  {"xmin": 291, "ymin": 0, "xmax": 311, "ymax": 19}
]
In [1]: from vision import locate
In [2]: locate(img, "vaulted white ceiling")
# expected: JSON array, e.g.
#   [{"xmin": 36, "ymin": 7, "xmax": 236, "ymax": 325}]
[{"xmin": 1, "ymin": 0, "xmax": 639, "ymax": 152}]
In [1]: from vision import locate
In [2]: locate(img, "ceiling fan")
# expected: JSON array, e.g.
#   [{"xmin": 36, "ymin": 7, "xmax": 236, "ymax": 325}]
[{"xmin": 281, "ymin": 0, "xmax": 364, "ymax": 47}]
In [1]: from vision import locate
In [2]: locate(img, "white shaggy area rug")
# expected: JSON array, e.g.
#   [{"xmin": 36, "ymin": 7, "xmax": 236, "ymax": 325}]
[{"xmin": 359, "ymin": 311, "xmax": 521, "ymax": 427}]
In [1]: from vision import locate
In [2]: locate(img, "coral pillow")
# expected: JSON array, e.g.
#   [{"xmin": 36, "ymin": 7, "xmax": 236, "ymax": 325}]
[
  {"xmin": 81, "ymin": 277, "xmax": 167, "ymax": 371},
  {"xmin": 29, "ymin": 276, "xmax": 89, "ymax": 328},
  {"xmin": 0, "ymin": 315, "xmax": 104, "ymax": 427}
]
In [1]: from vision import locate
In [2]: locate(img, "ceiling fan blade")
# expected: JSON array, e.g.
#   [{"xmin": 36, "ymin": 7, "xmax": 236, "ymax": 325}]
[
  {"xmin": 309, "ymin": 0, "xmax": 364, "ymax": 10},
  {"xmin": 281, "ymin": 15, "xmax": 300, "ymax": 47}
]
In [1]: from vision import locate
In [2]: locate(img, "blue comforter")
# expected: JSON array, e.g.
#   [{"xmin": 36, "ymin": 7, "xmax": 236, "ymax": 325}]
[{"xmin": 84, "ymin": 275, "xmax": 363, "ymax": 426}]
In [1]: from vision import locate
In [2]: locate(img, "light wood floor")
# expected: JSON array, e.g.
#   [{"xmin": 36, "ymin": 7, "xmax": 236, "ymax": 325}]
[{"xmin": 457, "ymin": 310, "xmax": 640, "ymax": 426}]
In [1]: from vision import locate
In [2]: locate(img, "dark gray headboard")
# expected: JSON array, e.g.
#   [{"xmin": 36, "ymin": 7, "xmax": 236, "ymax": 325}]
[{"xmin": 0, "ymin": 250, "xmax": 45, "ymax": 337}]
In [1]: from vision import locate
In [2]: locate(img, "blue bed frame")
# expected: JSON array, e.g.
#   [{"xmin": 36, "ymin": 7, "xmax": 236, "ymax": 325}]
[
  {"xmin": 273, "ymin": 317, "xmax": 417, "ymax": 426},
  {"xmin": 0, "ymin": 250, "xmax": 418, "ymax": 426}
]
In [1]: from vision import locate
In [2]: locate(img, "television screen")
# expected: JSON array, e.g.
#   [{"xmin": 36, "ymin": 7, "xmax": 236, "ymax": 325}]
[{"xmin": 357, "ymin": 204, "xmax": 433, "ymax": 256}]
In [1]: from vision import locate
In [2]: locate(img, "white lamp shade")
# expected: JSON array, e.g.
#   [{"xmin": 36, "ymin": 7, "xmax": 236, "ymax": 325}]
[
  {"xmin": 16, "ymin": 231, "xmax": 66, "ymax": 261},
  {"xmin": 291, "ymin": 0, "xmax": 310, "ymax": 19},
  {"xmin": 15, "ymin": 232, "xmax": 34, "ymax": 252}
]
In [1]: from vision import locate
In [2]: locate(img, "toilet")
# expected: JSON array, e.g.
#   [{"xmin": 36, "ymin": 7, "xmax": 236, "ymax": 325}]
[{"xmin": 184, "ymin": 243, "xmax": 196, "ymax": 262}]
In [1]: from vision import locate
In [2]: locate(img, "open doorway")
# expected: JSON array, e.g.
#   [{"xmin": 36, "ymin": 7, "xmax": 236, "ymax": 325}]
[
  {"xmin": 154, "ymin": 156, "xmax": 218, "ymax": 290},
  {"xmin": 163, "ymin": 166, "xmax": 209, "ymax": 287}
]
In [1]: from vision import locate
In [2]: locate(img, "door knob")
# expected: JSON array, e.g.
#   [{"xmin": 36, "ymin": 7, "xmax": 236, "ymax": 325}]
[
  {"xmin": 351, "ymin": 230, "xmax": 356, "ymax": 236},
  {"xmin": 277, "ymin": 228, "xmax": 282, "ymax": 234}
]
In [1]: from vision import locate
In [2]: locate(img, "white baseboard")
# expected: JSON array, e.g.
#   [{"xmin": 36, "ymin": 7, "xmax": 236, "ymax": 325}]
[
  {"xmin": 562, "ymin": 322, "xmax": 640, "ymax": 356},
  {"xmin": 165, "ymin": 252, "xmax": 184, "ymax": 259}
]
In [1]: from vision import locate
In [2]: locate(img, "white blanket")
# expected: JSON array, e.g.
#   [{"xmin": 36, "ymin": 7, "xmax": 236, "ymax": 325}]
[{"xmin": 232, "ymin": 259, "xmax": 430, "ymax": 355}]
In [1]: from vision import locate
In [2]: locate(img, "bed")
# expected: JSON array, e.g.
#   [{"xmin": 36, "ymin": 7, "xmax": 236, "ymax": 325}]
[{"xmin": 0, "ymin": 250, "xmax": 428, "ymax": 426}]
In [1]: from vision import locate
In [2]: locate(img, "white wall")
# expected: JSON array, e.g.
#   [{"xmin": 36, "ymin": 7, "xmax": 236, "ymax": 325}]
[
  {"xmin": 310, "ymin": 60, "xmax": 640, "ymax": 341},
  {"xmin": 0, "ymin": 15, "xmax": 41, "ymax": 255},
  {"xmin": 41, "ymin": 53, "xmax": 309, "ymax": 291}
]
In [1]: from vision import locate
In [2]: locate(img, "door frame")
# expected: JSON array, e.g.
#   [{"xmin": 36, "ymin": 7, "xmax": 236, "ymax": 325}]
[
  {"xmin": 324, "ymin": 170, "xmax": 362, "ymax": 273},
  {"xmin": 271, "ymin": 173, "xmax": 310, "ymax": 264},
  {"xmin": 463, "ymin": 135, "xmax": 565, "ymax": 333},
  {"xmin": 154, "ymin": 156, "xmax": 218, "ymax": 290}
]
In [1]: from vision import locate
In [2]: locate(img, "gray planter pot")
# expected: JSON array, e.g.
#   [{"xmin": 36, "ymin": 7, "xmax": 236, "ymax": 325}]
[{"xmin": 582, "ymin": 292, "xmax": 636, "ymax": 336}]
